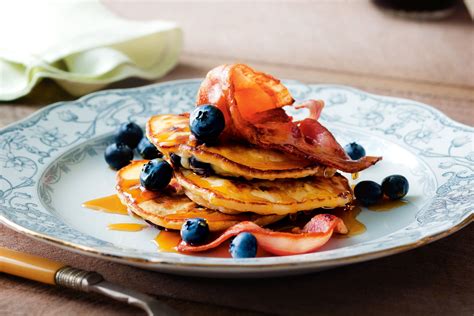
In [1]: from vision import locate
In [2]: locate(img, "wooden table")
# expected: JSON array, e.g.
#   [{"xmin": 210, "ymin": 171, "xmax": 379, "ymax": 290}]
[{"xmin": 1, "ymin": 2, "xmax": 473, "ymax": 315}]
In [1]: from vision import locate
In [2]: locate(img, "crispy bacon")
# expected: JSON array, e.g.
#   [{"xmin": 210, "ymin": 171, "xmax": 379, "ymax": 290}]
[
  {"xmin": 294, "ymin": 99, "xmax": 324, "ymax": 120},
  {"xmin": 178, "ymin": 214, "xmax": 348, "ymax": 256},
  {"xmin": 196, "ymin": 64, "xmax": 381, "ymax": 173}
]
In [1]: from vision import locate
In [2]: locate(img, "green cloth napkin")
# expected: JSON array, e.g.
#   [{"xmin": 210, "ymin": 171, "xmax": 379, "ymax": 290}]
[{"xmin": 0, "ymin": 1, "xmax": 182, "ymax": 101}]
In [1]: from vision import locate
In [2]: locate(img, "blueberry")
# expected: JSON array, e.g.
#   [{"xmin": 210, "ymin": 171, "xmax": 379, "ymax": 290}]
[
  {"xmin": 180, "ymin": 218, "xmax": 209, "ymax": 245},
  {"xmin": 139, "ymin": 158, "xmax": 173, "ymax": 191},
  {"xmin": 382, "ymin": 175, "xmax": 409, "ymax": 200},
  {"xmin": 229, "ymin": 232, "xmax": 258, "ymax": 258},
  {"xmin": 354, "ymin": 180, "xmax": 383, "ymax": 206},
  {"xmin": 137, "ymin": 137, "xmax": 162, "ymax": 159},
  {"xmin": 189, "ymin": 157, "xmax": 213, "ymax": 176},
  {"xmin": 344, "ymin": 142, "xmax": 366, "ymax": 160},
  {"xmin": 104, "ymin": 143, "xmax": 133, "ymax": 170},
  {"xmin": 189, "ymin": 105, "xmax": 225, "ymax": 144},
  {"xmin": 170, "ymin": 153, "xmax": 181, "ymax": 168},
  {"xmin": 115, "ymin": 122, "xmax": 143, "ymax": 149}
]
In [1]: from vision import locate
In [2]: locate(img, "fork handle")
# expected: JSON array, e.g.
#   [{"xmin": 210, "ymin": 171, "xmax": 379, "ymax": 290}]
[{"xmin": 0, "ymin": 246, "xmax": 66, "ymax": 284}]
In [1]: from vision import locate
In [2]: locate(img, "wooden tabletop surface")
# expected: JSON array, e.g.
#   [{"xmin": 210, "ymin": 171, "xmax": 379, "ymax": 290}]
[{"xmin": 1, "ymin": 2, "xmax": 473, "ymax": 315}]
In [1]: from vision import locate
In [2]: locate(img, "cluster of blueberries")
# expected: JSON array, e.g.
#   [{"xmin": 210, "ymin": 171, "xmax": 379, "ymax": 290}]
[
  {"xmin": 104, "ymin": 122, "xmax": 162, "ymax": 170},
  {"xmin": 104, "ymin": 107, "xmax": 257, "ymax": 258},
  {"xmin": 103, "ymin": 106, "xmax": 409, "ymax": 259},
  {"xmin": 105, "ymin": 105, "xmax": 226, "ymax": 189},
  {"xmin": 104, "ymin": 121, "xmax": 173, "ymax": 191},
  {"xmin": 344, "ymin": 142, "xmax": 409, "ymax": 205},
  {"xmin": 355, "ymin": 175, "xmax": 409, "ymax": 206}
]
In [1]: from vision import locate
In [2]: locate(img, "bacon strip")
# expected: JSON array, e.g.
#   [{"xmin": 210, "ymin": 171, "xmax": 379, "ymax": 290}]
[
  {"xmin": 178, "ymin": 214, "xmax": 348, "ymax": 256},
  {"xmin": 197, "ymin": 64, "xmax": 382, "ymax": 173},
  {"xmin": 294, "ymin": 99, "xmax": 324, "ymax": 120}
]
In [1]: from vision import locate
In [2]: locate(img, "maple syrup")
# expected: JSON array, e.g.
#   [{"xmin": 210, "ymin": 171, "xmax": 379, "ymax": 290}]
[
  {"xmin": 120, "ymin": 179, "xmax": 161, "ymax": 204},
  {"xmin": 107, "ymin": 223, "xmax": 148, "ymax": 232},
  {"xmin": 331, "ymin": 207, "xmax": 366, "ymax": 237},
  {"xmin": 82, "ymin": 194, "xmax": 128, "ymax": 215},
  {"xmin": 126, "ymin": 186, "xmax": 160, "ymax": 204},
  {"xmin": 154, "ymin": 230, "xmax": 181, "ymax": 252},
  {"xmin": 368, "ymin": 199, "xmax": 407, "ymax": 212},
  {"xmin": 82, "ymin": 179, "xmax": 408, "ymax": 257},
  {"xmin": 82, "ymin": 179, "xmax": 160, "ymax": 215}
]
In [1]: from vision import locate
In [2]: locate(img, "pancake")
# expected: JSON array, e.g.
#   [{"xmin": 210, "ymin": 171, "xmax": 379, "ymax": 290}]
[
  {"xmin": 174, "ymin": 168, "xmax": 353, "ymax": 216},
  {"xmin": 116, "ymin": 160, "xmax": 284, "ymax": 231},
  {"xmin": 147, "ymin": 114, "xmax": 336, "ymax": 180}
]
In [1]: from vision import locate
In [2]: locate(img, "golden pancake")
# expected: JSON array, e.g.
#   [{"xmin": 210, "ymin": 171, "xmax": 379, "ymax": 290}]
[
  {"xmin": 146, "ymin": 114, "xmax": 336, "ymax": 180},
  {"xmin": 174, "ymin": 168, "xmax": 353, "ymax": 216},
  {"xmin": 116, "ymin": 160, "xmax": 284, "ymax": 231}
]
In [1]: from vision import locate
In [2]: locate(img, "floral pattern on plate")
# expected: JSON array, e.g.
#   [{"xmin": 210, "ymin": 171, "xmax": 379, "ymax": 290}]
[{"xmin": 0, "ymin": 80, "xmax": 472, "ymax": 276}]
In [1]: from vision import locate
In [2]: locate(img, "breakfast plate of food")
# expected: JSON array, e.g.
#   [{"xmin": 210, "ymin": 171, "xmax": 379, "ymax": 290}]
[{"xmin": 0, "ymin": 64, "xmax": 472, "ymax": 277}]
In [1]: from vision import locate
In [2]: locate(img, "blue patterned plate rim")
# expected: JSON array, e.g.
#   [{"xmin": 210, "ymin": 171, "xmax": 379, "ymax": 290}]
[{"xmin": 0, "ymin": 79, "xmax": 472, "ymax": 274}]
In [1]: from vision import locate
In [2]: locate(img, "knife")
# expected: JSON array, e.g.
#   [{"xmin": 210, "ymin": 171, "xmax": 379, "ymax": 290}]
[{"xmin": 0, "ymin": 247, "xmax": 179, "ymax": 316}]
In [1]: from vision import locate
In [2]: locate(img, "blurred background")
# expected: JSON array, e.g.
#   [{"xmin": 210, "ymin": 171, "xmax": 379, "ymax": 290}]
[
  {"xmin": 1, "ymin": 0, "xmax": 473, "ymax": 125},
  {"xmin": 104, "ymin": 0, "xmax": 472, "ymax": 86}
]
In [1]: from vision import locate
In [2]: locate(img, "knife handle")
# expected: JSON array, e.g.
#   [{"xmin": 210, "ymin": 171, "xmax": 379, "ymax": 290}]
[
  {"xmin": 0, "ymin": 247, "xmax": 66, "ymax": 284},
  {"xmin": 0, "ymin": 247, "xmax": 103, "ymax": 289}
]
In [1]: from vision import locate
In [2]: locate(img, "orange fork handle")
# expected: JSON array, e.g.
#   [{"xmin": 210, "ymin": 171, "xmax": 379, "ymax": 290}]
[{"xmin": 0, "ymin": 247, "xmax": 66, "ymax": 285}]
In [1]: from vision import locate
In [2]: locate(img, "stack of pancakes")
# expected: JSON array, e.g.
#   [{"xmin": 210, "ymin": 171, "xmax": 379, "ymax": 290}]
[{"xmin": 115, "ymin": 113, "xmax": 353, "ymax": 232}]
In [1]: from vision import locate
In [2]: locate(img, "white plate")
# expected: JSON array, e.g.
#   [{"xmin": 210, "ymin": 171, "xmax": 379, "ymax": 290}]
[{"xmin": 1, "ymin": 80, "xmax": 472, "ymax": 277}]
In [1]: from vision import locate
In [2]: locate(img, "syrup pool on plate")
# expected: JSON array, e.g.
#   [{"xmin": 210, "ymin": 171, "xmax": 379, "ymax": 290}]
[
  {"xmin": 107, "ymin": 223, "xmax": 148, "ymax": 232},
  {"xmin": 82, "ymin": 194, "xmax": 128, "ymax": 215},
  {"xmin": 331, "ymin": 207, "xmax": 366, "ymax": 237},
  {"xmin": 81, "ymin": 189, "xmax": 407, "ymax": 257},
  {"xmin": 368, "ymin": 199, "xmax": 408, "ymax": 212},
  {"xmin": 81, "ymin": 193, "xmax": 270, "ymax": 258},
  {"xmin": 82, "ymin": 179, "xmax": 160, "ymax": 216}
]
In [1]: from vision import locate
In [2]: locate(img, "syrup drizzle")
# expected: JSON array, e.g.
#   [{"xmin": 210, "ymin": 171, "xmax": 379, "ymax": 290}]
[
  {"xmin": 154, "ymin": 230, "xmax": 181, "ymax": 252},
  {"xmin": 107, "ymin": 223, "xmax": 148, "ymax": 232},
  {"xmin": 368, "ymin": 199, "xmax": 408, "ymax": 212},
  {"xmin": 120, "ymin": 179, "xmax": 161, "ymax": 204},
  {"xmin": 331, "ymin": 207, "xmax": 366, "ymax": 237},
  {"xmin": 82, "ymin": 184, "xmax": 406, "ymax": 257},
  {"xmin": 82, "ymin": 194, "xmax": 128, "ymax": 215}
]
